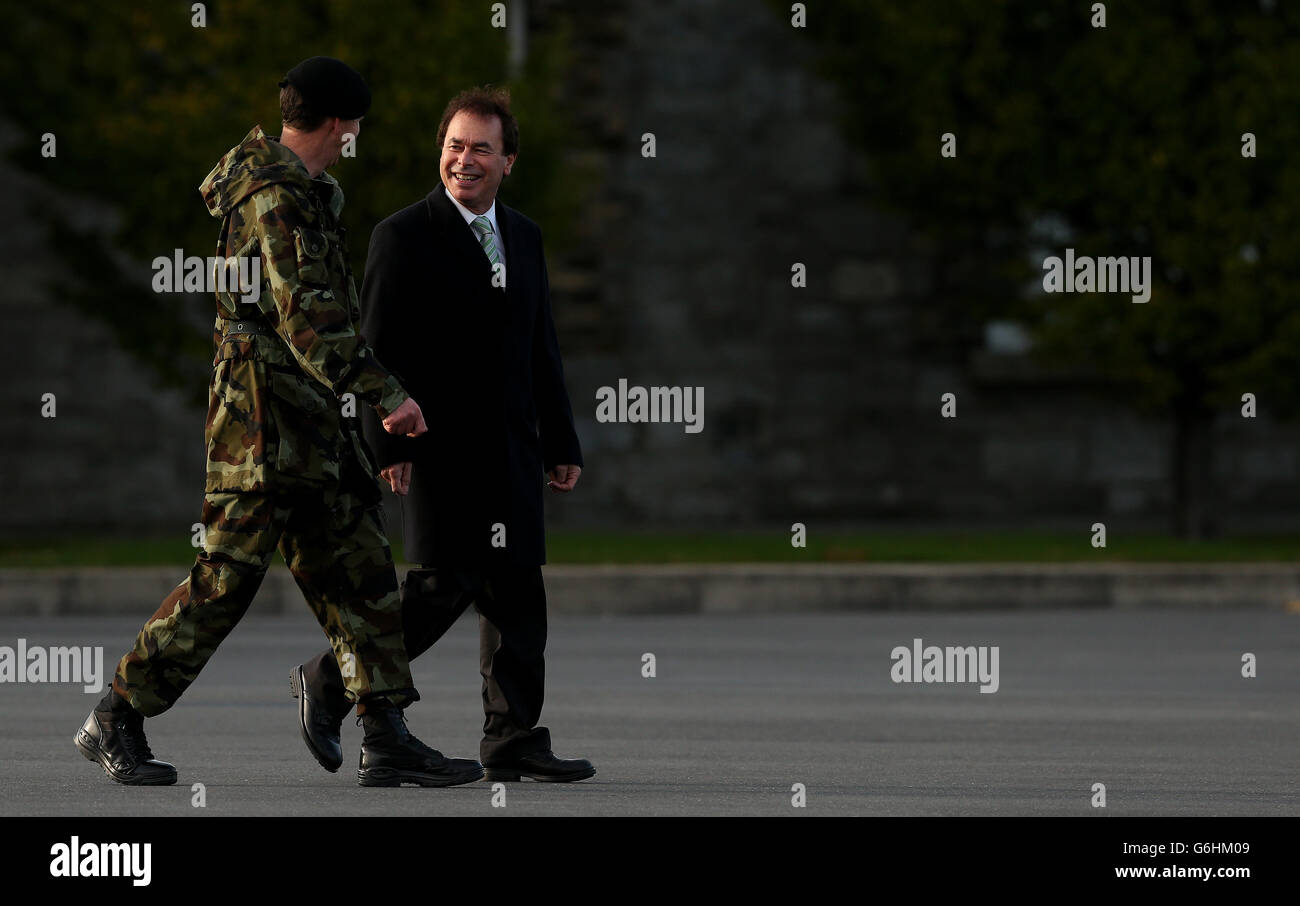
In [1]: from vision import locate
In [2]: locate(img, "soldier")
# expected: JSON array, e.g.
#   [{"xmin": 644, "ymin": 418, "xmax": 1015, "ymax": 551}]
[{"xmin": 75, "ymin": 57, "xmax": 483, "ymax": 788}]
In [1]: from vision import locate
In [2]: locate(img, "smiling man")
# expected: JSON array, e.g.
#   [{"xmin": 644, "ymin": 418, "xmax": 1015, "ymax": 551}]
[{"xmin": 289, "ymin": 86, "xmax": 594, "ymax": 783}]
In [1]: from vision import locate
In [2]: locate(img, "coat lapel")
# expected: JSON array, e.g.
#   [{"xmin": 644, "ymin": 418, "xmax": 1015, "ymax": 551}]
[
  {"xmin": 495, "ymin": 205, "xmax": 513, "ymax": 265},
  {"xmin": 424, "ymin": 184, "xmax": 494, "ymax": 284}
]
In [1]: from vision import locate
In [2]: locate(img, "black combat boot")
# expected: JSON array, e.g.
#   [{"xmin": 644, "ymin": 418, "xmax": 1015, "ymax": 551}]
[
  {"xmin": 356, "ymin": 702, "xmax": 484, "ymax": 787},
  {"xmin": 75, "ymin": 690, "xmax": 177, "ymax": 785}
]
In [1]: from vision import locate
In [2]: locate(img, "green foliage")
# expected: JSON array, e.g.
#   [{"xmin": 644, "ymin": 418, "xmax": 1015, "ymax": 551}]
[
  {"xmin": 797, "ymin": 0, "xmax": 1300, "ymax": 417},
  {"xmin": 0, "ymin": 1, "xmax": 581, "ymax": 396}
]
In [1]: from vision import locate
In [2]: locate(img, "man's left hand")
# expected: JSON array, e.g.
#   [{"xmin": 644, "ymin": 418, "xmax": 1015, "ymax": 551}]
[{"xmin": 547, "ymin": 464, "xmax": 581, "ymax": 492}]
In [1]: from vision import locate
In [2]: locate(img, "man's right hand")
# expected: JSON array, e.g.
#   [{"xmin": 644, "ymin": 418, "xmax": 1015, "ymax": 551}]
[
  {"xmin": 382, "ymin": 397, "xmax": 427, "ymax": 437},
  {"xmin": 380, "ymin": 461, "xmax": 413, "ymax": 496}
]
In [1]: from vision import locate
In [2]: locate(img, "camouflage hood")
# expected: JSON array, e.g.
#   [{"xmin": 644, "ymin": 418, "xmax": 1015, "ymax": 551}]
[{"xmin": 199, "ymin": 125, "xmax": 343, "ymax": 218}]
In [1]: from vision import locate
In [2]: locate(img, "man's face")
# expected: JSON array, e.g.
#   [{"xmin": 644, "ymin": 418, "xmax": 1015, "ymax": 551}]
[
  {"xmin": 440, "ymin": 111, "xmax": 515, "ymax": 214},
  {"xmin": 321, "ymin": 116, "xmax": 366, "ymax": 168},
  {"xmin": 326, "ymin": 117, "xmax": 361, "ymax": 168}
]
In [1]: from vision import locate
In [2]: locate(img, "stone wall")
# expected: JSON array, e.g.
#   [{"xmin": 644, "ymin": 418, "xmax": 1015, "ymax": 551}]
[
  {"xmin": 539, "ymin": 0, "xmax": 1300, "ymax": 533},
  {"xmin": 0, "ymin": 120, "xmax": 205, "ymax": 537},
  {"xmin": 4, "ymin": 1, "xmax": 1300, "ymax": 540}
]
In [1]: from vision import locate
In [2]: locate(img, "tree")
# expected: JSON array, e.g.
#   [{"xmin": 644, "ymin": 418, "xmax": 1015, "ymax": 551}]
[
  {"xmin": 0, "ymin": 1, "xmax": 581, "ymax": 401},
  {"xmin": 798, "ymin": 0, "xmax": 1300, "ymax": 537}
]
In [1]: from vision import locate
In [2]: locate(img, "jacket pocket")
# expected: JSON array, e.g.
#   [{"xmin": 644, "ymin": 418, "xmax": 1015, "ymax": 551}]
[
  {"xmin": 266, "ymin": 369, "xmax": 341, "ymax": 484},
  {"xmin": 205, "ymin": 350, "xmax": 272, "ymax": 492},
  {"xmin": 293, "ymin": 226, "xmax": 331, "ymax": 287},
  {"xmin": 215, "ymin": 233, "xmax": 268, "ymax": 317}
]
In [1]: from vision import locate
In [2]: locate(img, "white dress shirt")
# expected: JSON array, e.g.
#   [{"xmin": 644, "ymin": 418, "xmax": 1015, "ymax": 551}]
[{"xmin": 446, "ymin": 191, "xmax": 504, "ymax": 264}]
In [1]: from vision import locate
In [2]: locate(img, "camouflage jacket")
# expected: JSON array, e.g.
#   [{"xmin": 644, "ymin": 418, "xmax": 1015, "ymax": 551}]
[{"xmin": 197, "ymin": 126, "xmax": 408, "ymax": 493}]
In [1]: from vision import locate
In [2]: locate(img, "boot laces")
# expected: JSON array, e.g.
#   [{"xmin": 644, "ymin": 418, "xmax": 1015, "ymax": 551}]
[
  {"xmin": 389, "ymin": 709, "xmax": 442, "ymax": 759},
  {"xmin": 361, "ymin": 706, "xmax": 443, "ymax": 759},
  {"xmin": 114, "ymin": 711, "xmax": 155, "ymax": 762}
]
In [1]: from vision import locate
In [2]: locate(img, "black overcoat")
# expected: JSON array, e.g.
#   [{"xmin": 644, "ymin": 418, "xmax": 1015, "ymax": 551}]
[{"xmin": 359, "ymin": 185, "xmax": 582, "ymax": 567}]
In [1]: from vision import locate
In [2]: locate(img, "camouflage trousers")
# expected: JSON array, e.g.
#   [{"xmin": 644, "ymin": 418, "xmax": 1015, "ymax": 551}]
[{"xmin": 113, "ymin": 483, "xmax": 417, "ymax": 717}]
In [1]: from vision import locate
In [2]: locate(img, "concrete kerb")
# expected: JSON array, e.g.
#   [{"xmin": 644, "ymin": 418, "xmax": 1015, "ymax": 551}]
[{"xmin": 2, "ymin": 563, "xmax": 1299, "ymax": 616}]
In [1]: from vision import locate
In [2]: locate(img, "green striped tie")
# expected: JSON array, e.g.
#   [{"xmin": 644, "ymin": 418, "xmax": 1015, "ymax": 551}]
[{"xmin": 471, "ymin": 215, "xmax": 501, "ymax": 266}]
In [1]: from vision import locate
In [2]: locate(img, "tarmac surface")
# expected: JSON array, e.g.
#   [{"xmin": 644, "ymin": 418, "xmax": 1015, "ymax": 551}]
[{"xmin": 1, "ymin": 609, "xmax": 1297, "ymax": 816}]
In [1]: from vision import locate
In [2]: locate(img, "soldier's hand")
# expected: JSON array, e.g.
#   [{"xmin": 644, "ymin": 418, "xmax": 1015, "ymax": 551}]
[
  {"xmin": 547, "ymin": 464, "xmax": 582, "ymax": 492},
  {"xmin": 380, "ymin": 462, "xmax": 413, "ymax": 496},
  {"xmin": 382, "ymin": 397, "xmax": 427, "ymax": 437}
]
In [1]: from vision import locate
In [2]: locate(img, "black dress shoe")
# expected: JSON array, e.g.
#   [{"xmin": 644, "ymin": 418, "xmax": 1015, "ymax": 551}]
[
  {"xmin": 75, "ymin": 706, "xmax": 177, "ymax": 786},
  {"xmin": 356, "ymin": 706, "xmax": 484, "ymax": 787},
  {"xmin": 484, "ymin": 751, "xmax": 596, "ymax": 783},
  {"xmin": 289, "ymin": 664, "xmax": 343, "ymax": 773}
]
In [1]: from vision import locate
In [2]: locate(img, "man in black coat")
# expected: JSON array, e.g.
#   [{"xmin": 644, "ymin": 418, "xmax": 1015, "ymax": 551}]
[{"xmin": 288, "ymin": 87, "xmax": 594, "ymax": 782}]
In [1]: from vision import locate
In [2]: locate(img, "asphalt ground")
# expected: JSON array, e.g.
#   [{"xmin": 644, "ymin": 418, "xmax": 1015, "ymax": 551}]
[{"xmin": 1, "ymin": 610, "xmax": 1296, "ymax": 816}]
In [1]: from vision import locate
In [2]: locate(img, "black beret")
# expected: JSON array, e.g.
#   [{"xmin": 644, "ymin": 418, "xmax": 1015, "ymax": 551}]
[{"xmin": 278, "ymin": 56, "xmax": 370, "ymax": 120}]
